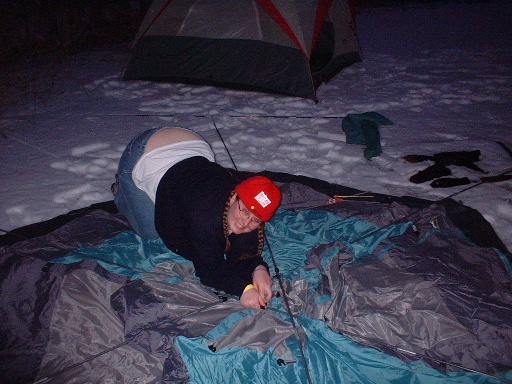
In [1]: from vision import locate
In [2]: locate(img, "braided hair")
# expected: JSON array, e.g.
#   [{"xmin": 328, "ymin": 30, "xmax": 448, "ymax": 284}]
[{"xmin": 222, "ymin": 190, "xmax": 265, "ymax": 258}]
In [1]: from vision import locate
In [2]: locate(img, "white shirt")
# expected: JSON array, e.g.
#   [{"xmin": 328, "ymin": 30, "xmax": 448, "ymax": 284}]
[{"xmin": 132, "ymin": 140, "xmax": 215, "ymax": 202}]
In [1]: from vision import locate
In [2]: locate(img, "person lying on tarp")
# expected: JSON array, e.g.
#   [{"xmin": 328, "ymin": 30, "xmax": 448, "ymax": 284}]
[{"xmin": 112, "ymin": 127, "xmax": 281, "ymax": 310}]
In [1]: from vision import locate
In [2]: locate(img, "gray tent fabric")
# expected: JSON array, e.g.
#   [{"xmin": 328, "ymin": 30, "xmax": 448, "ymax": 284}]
[
  {"xmin": 1, "ymin": 176, "xmax": 512, "ymax": 383},
  {"xmin": 122, "ymin": 0, "xmax": 362, "ymax": 100},
  {"xmin": 37, "ymin": 268, "xmax": 164, "ymax": 384},
  {"xmin": 0, "ymin": 209, "xmax": 131, "ymax": 384},
  {"xmin": 313, "ymin": 204, "xmax": 512, "ymax": 373}
]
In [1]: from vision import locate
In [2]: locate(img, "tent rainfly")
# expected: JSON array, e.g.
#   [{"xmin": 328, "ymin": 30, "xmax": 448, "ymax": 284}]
[{"xmin": 122, "ymin": 0, "xmax": 363, "ymax": 101}]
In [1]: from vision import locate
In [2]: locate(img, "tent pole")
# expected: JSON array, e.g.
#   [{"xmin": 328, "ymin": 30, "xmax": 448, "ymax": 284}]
[{"xmin": 213, "ymin": 115, "xmax": 315, "ymax": 384}]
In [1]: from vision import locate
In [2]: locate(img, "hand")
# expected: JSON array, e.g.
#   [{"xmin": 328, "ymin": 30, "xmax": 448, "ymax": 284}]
[
  {"xmin": 252, "ymin": 266, "xmax": 273, "ymax": 306},
  {"xmin": 240, "ymin": 287, "xmax": 265, "ymax": 310}
]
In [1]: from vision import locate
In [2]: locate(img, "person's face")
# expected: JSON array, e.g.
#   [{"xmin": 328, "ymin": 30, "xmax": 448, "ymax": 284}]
[{"xmin": 226, "ymin": 194, "xmax": 262, "ymax": 234}]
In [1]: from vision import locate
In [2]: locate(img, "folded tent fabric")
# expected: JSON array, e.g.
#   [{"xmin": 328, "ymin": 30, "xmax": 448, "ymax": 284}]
[{"xmin": 49, "ymin": 191, "xmax": 512, "ymax": 379}]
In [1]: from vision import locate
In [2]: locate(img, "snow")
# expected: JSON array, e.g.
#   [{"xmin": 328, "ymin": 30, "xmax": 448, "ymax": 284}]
[{"xmin": 1, "ymin": 1, "xmax": 511, "ymax": 252}]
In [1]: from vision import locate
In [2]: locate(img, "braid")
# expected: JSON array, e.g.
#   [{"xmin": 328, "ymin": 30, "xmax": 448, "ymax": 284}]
[
  {"xmin": 256, "ymin": 223, "xmax": 265, "ymax": 258},
  {"xmin": 223, "ymin": 190, "xmax": 236, "ymax": 253}
]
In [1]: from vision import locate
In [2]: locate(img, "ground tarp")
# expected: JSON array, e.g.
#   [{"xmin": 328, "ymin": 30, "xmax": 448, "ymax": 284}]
[{"xmin": 1, "ymin": 173, "xmax": 511, "ymax": 384}]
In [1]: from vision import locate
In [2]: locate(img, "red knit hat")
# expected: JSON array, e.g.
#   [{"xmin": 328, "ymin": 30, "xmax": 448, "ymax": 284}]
[{"xmin": 235, "ymin": 176, "xmax": 281, "ymax": 222}]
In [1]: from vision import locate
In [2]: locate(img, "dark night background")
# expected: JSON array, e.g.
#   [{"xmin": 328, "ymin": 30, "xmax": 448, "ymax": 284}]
[{"xmin": 0, "ymin": 0, "xmax": 497, "ymax": 69}]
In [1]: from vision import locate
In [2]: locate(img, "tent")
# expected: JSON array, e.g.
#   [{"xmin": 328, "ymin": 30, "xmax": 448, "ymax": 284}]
[
  {"xmin": 2, "ymin": 171, "xmax": 512, "ymax": 384},
  {"xmin": 122, "ymin": 0, "xmax": 362, "ymax": 101}
]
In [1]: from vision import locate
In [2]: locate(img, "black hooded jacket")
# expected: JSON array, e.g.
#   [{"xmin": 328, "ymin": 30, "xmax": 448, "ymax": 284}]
[{"xmin": 155, "ymin": 156, "xmax": 268, "ymax": 296}]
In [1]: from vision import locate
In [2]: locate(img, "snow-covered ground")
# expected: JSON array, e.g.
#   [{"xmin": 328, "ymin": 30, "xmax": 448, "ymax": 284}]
[{"xmin": 1, "ymin": 1, "xmax": 511, "ymax": 251}]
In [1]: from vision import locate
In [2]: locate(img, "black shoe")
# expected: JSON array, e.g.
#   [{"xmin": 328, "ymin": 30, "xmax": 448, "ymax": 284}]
[
  {"xmin": 431, "ymin": 177, "xmax": 471, "ymax": 188},
  {"xmin": 410, "ymin": 164, "xmax": 451, "ymax": 184},
  {"xmin": 481, "ymin": 174, "xmax": 512, "ymax": 183},
  {"xmin": 432, "ymin": 150, "xmax": 485, "ymax": 173},
  {"xmin": 432, "ymin": 150, "xmax": 480, "ymax": 166}
]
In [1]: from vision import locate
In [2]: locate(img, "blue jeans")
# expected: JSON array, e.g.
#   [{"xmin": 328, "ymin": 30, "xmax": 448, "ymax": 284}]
[{"xmin": 114, "ymin": 128, "xmax": 162, "ymax": 239}]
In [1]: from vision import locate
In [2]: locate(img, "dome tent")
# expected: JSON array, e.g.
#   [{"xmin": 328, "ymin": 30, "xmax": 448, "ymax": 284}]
[{"xmin": 122, "ymin": 0, "xmax": 362, "ymax": 101}]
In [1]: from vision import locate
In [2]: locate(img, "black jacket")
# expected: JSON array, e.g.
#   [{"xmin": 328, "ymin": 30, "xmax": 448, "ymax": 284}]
[{"xmin": 155, "ymin": 156, "xmax": 268, "ymax": 296}]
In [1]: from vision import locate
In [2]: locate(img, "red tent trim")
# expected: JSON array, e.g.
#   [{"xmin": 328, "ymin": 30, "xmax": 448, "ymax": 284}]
[{"xmin": 255, "ymin": 0, "xmax": 307, "ymax": 56}]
